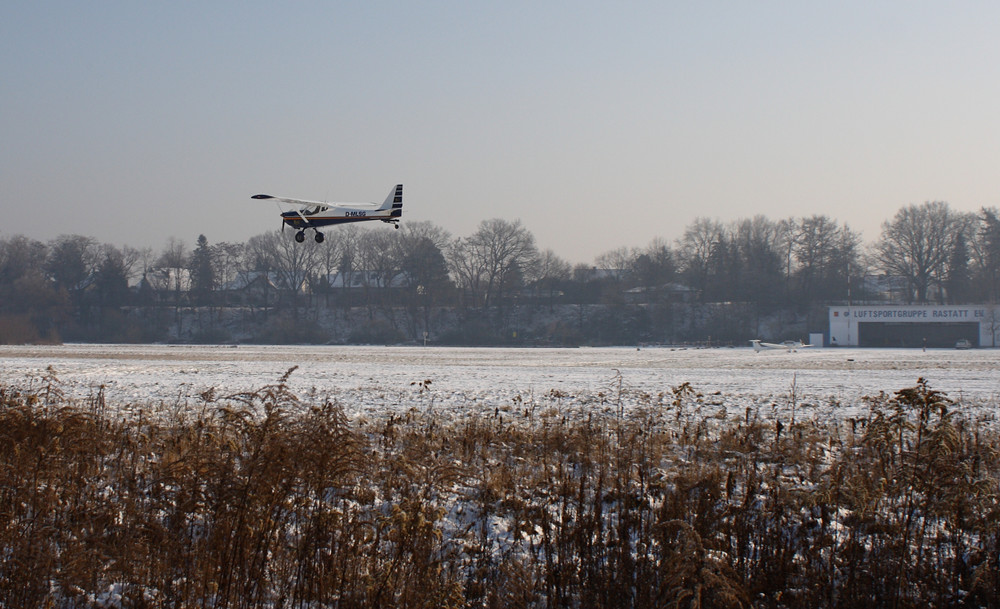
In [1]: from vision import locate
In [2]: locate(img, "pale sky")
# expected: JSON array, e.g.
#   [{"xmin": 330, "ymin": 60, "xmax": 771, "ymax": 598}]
[{"xmin": 3, "ymin": 2, "xmax": 1000, "ymax": 264}]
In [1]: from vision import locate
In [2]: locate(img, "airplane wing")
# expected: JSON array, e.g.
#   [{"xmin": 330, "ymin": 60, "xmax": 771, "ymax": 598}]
[
  {"xmin": 252, "ymin": 194, "xmax": 382, "ymax": 209},
  {"xmin": 251, "ymin": 194, "xmax": 331, "ymax": 210}
]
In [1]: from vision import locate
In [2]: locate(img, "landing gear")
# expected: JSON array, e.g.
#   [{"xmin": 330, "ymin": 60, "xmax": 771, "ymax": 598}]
[{"xmin": 294, "ymin": 229, "xmax": 324, "ymax": 243}]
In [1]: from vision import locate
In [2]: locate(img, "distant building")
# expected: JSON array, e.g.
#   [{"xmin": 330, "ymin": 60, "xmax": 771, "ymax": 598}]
[
  {"xmin": 859, "ymin": 274, "xmax": 909, "ymax": 302},
  {"xmin": 141, "ymin": 268, "xmax": 191, "ymax": 293},
  {"xmin": 219, "ymin": 272, "xmax": 281, "ymax": 304},
  {"xmin": 623, "ymin": 282, "xmax": 698, "ymax": 304},
  {"xmin": 323, "ymin": 271, "xmax": 409, "ymax": 290},
  {"xmin": 573, "ymin": 267, "xmax": 621, "ymax": 282},
  {"xmin": 829, "ymin": 304, "xmax": 1000, "ymax": 347}
]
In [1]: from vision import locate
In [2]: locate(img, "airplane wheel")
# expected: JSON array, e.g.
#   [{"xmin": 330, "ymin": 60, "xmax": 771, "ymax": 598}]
[
  {"xmin": 314, "ymin": 231, "xmax": 325, "ymax": 243},
  {"xmin": 294, "ymin": 231, "xmax": 305, "ymax": 243}
]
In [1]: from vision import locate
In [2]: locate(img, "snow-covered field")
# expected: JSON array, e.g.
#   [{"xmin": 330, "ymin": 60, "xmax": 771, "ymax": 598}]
[
  {"xmin": 3, "ymin": 344, "xmax": 1000, "ymax": 421},
  {"xmin": 4, "ymin": 344, "xmax": 1000, "ymax": 607}
]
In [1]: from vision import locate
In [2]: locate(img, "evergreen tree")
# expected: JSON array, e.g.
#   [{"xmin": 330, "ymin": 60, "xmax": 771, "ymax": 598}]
[
  {"xmin": 94, "ymin": 246, "xmax": 130, "ymax": 307},
  {"xmin": 945, "ymin": 230, "xmax": 970, "ymax": 304},
  {"xmin": 402, "ymin": 236, "xmax": 452, "ymax": 298},
  {"xmin": 45, "ymin": 235, "xmax": 96, "ymax": 293},
  {"xmin": 976, "ymin": 208, "xmax": 1000, "ymax": 303},
  {"xmin": 189, "ymin": 234, "xmax": 215, "ymax": 305}
]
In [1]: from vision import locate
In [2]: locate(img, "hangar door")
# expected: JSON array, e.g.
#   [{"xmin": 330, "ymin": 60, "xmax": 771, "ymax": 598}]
[{"xmin": 858, "ymin": 322, "xmax": 979, "ymax": 348}]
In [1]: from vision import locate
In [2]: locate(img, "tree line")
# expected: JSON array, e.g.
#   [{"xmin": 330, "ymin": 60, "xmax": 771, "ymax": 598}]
[{"xmin": 2, "ymin": 201, "xmax": 1000, "ymax": 344}]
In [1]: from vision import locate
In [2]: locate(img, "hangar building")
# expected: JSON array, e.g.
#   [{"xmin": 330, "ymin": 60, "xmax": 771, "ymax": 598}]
[{"xmin": 828, "ymin": 305, "xmax": 1000, "ymax": 348}]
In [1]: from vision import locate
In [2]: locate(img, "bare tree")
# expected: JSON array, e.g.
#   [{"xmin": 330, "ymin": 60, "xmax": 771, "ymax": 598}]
[
  {"xmin": 264, "ymin": 230, "xmax": 319, "ymax": 306},
  {"xmin": 244, "ymin": 234, "xmax": 275, "ymax": 272},
  {"xmin": 446, "ymin": 237, "xmax": 487, "ymax": 308},
  {"xmin": 874, "ymin": 201, "xmax": 970, "ymax": 303},
  {"xmin": 354, "ymin": 228, "xmax": 404, "ymax": 319},
  {"xmin": 630, "ymin": 238, "xmax": 675, "ymax": 294},
  {"xmin": 791, "ymin": 215, "xmax": 861, "ymax": 305},
  {"xmin": 594, "ymin": 246, "xmax": 638, "ymax": 282},
  {"xmin": 157, "ymin": 237, "xmax": 187, "ymax": 269},
  {"xmin": 0, "ymin": 235, "xmax": 66, "ymax": 341},
  {"xmin": 333, "ymin": 228, "xmax": 361, "ymax": 307},
  {"xmin": 676, "ymin": 218, "xmax": 724, "ymax": 299},
  {"xmin": 1, "ymin": 235, "xmax": 50, "ymax": 301},
  {"xmin": 211, "ymin": 241, "xmax": 244, "ymax": 305},
  {"xmin": 455, "ymin": 218, "xmax": 538, "ymax": 309},
  {"xmin": 532, "ymin": 248, "xmax": 572, "ymax": 308},
  {"xmin": 311, "ymin": 226, "xmax": 351, "ymax": 307},
  {"xmin": 400, "ymin": 220, "xmax": 452, "ymax": 251},
  {"xmin": 731, "ymin": 215, "xmax": 784, "ymax": 306},
  {"xmin": 156, "ymin": 237, "xmax": 189, "ymax": 296},
  {"xmin": 244, "ymin": 230, "xmax": 325, "ymax": 313}
]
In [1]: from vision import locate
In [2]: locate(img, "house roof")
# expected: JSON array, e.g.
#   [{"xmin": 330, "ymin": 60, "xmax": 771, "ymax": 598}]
[{"xmin": 324, "ymin": 271, "xmax": 409, "ymax": 289}]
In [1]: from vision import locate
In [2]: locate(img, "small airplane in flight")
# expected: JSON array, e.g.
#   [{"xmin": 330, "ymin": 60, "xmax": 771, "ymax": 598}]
[
  {"xmin": 252, "ymin": 184, "xmax": 403, "ymax": 243},
  {"xmin": 750, "ymin": 339, "xmax": 813, "ymax": 353}
]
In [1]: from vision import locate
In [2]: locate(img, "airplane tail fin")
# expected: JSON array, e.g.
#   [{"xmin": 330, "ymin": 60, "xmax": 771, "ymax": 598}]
[
  {"xmin": 379, "ymin": 184, "xmax": 403, "ymax": 217},
  {"xmin": 750, "ymin": 339, "xmax": 763, "ymax": 353}
]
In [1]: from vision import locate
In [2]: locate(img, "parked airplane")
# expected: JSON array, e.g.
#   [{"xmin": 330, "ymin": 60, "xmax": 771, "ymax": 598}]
[
  {"xmin": 252, "ymin": 184, "xmax": 403, "ymax": 243},
  {"xmin": 750, "ymin": 339, "xmax": 813, "ymax": 352}
]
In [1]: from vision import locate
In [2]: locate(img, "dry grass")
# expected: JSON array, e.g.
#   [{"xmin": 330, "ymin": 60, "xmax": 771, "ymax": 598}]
[{"xmin": 1, "ymin": 371, "xmax": 998, "ymax": 608}]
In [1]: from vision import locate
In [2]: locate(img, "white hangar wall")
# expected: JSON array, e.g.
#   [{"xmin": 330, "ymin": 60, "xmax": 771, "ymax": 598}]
[{"xmin": 828, "ymin": 305, "xmax": 1000, "ymax": 348}]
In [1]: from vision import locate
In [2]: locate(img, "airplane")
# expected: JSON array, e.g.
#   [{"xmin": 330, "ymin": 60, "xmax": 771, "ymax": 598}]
[
  {"xmin": 252, "ymin": 184, "xmax": 403, "ymax": 243},
  {"xmin": 750, "ymin": 339, "xmax": 813, "ymax": 353}
]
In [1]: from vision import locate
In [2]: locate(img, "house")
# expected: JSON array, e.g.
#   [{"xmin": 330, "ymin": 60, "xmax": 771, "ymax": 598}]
[
  {"xmin": 861, "ymin": 274, "xmax": 909, "ymax": 303},
  {"xmin": 140, "ymin": 268, "xmax": 191, "ymax": 293},
  {"xmin": 219, "ymin": 272, "xmax": 281, "ymax": 305},
  {"xmin": 322, "ymin": 271, "xmax": 410, "ymax": 291},
  {"xmin": 624, "ymin": 282, "xmax": 699, "ymax": 304},
  {"xmin": 136, "ymin": 268, "xmax": 192, "ymax": 304}
]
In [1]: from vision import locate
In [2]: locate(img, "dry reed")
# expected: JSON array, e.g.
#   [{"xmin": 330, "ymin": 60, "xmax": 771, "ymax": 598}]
[{"xmin": 1, "ymin": 371, "xmax": 998, "ymax": 608}]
